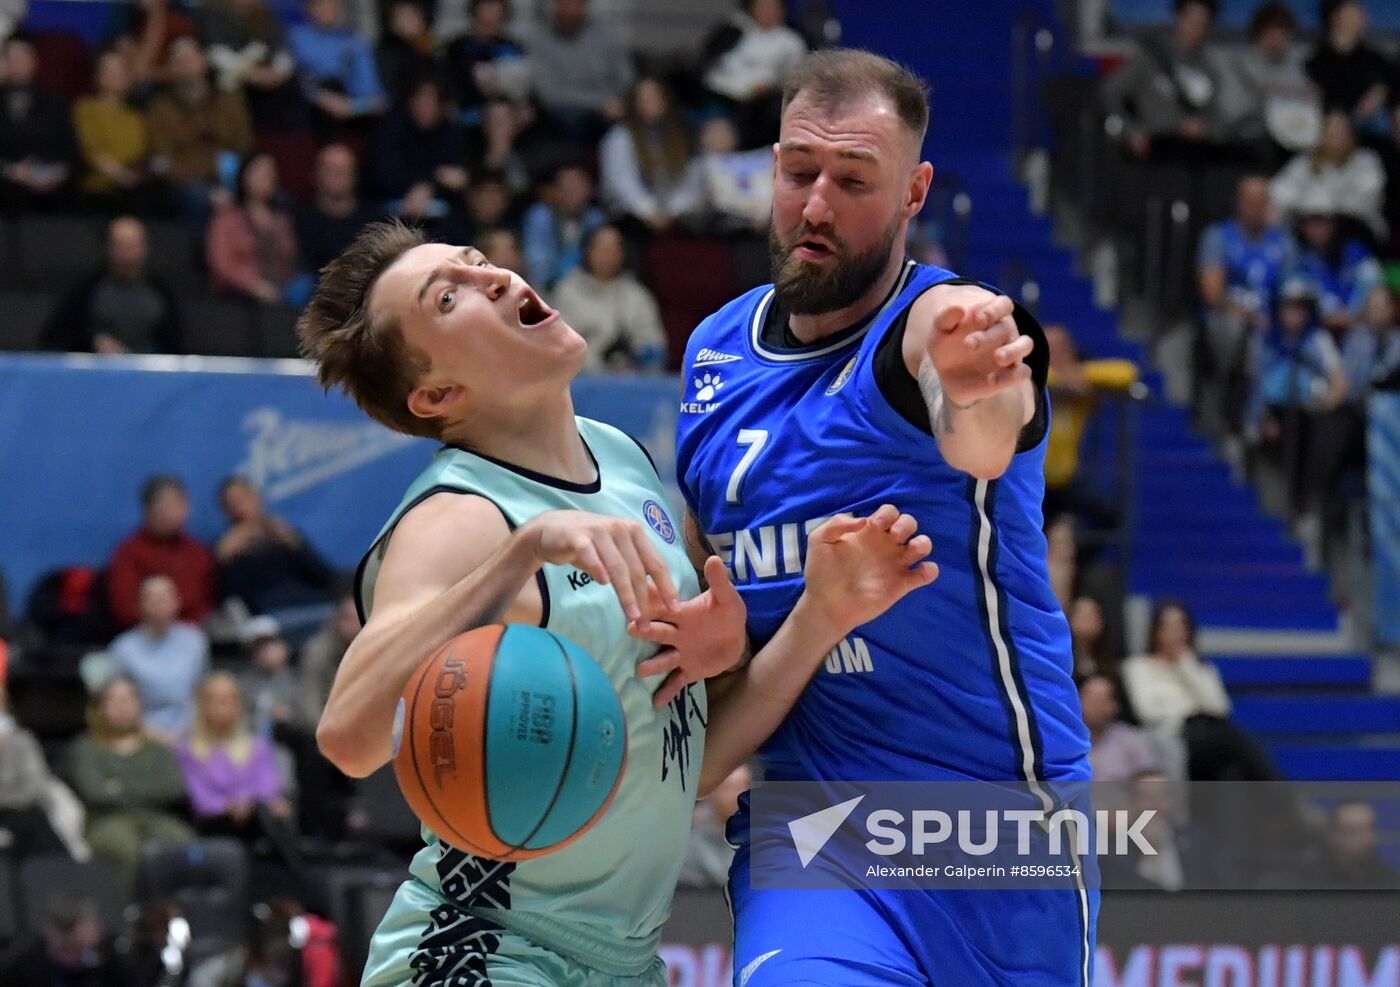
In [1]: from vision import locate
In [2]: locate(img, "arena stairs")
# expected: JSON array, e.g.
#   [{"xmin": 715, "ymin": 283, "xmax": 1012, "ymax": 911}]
[{"xmin": 834, "ymin": 0, "xmax": 1400, "ymax": 798}]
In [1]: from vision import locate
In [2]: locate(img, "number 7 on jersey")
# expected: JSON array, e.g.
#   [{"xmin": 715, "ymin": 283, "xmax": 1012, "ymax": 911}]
[{"xmin": 726, "ymin": 428, "xmax": 768, "ymax": 505}]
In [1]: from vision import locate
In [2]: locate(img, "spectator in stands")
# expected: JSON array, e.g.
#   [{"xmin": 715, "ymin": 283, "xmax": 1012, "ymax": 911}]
[
  {"xmin": 372, "ymin": 77, "xmax": 468, "ymax": 223},
  {"xmin": 1305, "ymin": 800, "xmax": 1400, "ymax": 889},
  {"xmin": 1045, "ymin": 514, "xmax": 1078, "ymax": 609},
  {"xmin": 377, "ymin": 0, "xmax": 439, "ymax": 105},
  {"xmin": 189, "ymin": 898, "xmax": 337, "ymax": 987},
  {"xmin": 207, "ymin": 152, "xmax": 300, "ymax": 305},
  {"xmin": 1069, "ymin": 595, "xmax": 1112, "ymax": 678},
  {"xmin": 1100, "ymin": 769, "xmax": 1232, "ymax": 891},
  {"xmin": 0, "ymin": 0, "xmax": 24, "ymax": 42},
  {"xmin": 522, "ymin": 161, "xmax": 605, "ymax": 287},
  {"xmin": 146, "ymin": 36, "xmax": 253, "ymax": 224},
  {"xmin": 237, "ymin": 617, "xmax": 298, "ymax": 737},
  {"xmin": 1271, "ymin": 111, "xmax": 1387, "ymax": 244},
  {"xmin": 521, "ymin": 0, "xmax": 632, "ymax": 143},
  {"xmin": 552, "ymin": 223, "xmax": 666, "ymax": 372},
  {"xmin": 479, "ymin": 225, "xmax": 523, "ymax": 270},
  {"xmin": 1197, "ymin": 175, "xmax": 1296, "ymax": 431},
  {"xmin": 110, "ymin": 574, "xmax": 211, "ymax": 744},
  {"xmin": 1101, "ymin": 0, "xmax": 1227, "ymax": 161},
  {"xmin": 201, "ymin": 0, "xmax": 303, "ymax": 129},
  {"xmin": 214, "ymin": 476, "xmax": 336, "ymax": 616},
  {"xmin": 108, "ymin": 475, "xmax": 219, "ymax": 631},
  {"xmin": 698, "ymin": 114, "xmax": 772, "ymax": 234},
  {"xmin": 0, "ymin": 895, "xmax": 124, "ymax": 986},
  {"xmin": 0, "ymin": 34, "xmax": 77, "ymax": 212},
  {"xmin": 1344, "ymin": 286, "xmax": 1400, "ymax": 402},
  {"xmin": 1292, "ymin": 204, "xmax": 1385, "ymax": 333},
  {"xmin": 1123, "ymin": 600, "xmax": 1281, "ymax": 782},
  {"xmin": 702, "ymin": 0, "xmax": 807, "ymax": 149},
  {"xmin": 1249, "ymin": 276, "xmax": 1349, "ymax": 526},
  {"xmin": 1216, "ymin": 3, "xmax": 1316, "ymax": 166},
  {"xmin": 679, "ymin": 762, "xmax": 750, "ymax": 887},
  {"xmin": 297, "ymin": 590, "xmax": 359, "ymax": 730},
  {"xmin": 177, "ymin": 671, "xmax": 291, "ymax": 834},
  {"xmin": 442, "ymin": 0, "xmax": 527, "ymax": 122},
  {"xmin": 1080, "ymin": 673, "xmax": 1158, "ymax": 784},
  {"xmin": 74, "ymin": 51, "xmax": 150, "ymax": 211},
  {"xmin": 459, "ymin": 166, "xmax": 513, "ymax": 241},
  {"xmin": 67, "ymin": 675, "xmax": 193, "ymax": 889},
  {"xmin": 297, "ymin": 143, "xmax": 377, "ymax": 279},
  {"xmin": 43, "ymin": 216, "xmax": 179, "ymax": 355},
  {"xmin": 1305, "ymin": 0, "xmax": 1396, "ymax": 136},
  {"xmin": 473, "ymin": 98, "xmax": 532, "ymax": 192},
  {"xmin": 0, "ymin": 684, "xmax": 69, "ymax": 859},
  {"xmin": 600, "ymin": 76, "xmax": 703, "ymax": 234},
  {"xmin": 1042, "ymin": 324, "xmax": 1137, "ymax": 531},
  {"xmin": 288, "ymin": 0, "xmax": 388, "ymax": 135},
  {"xmin": 110, "ymin": 0, "xmax": 198, "ymax": 90}
]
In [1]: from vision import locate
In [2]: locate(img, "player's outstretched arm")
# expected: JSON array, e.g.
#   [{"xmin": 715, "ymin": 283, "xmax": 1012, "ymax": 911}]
[
  {"xmin": 317, "ymin": 496, "xmax": 680, "ymax": 777},
  {"xmin": 695, "ymin": 506, "xmax": 938, "ymax": 797},
  {"xmin": 904, "ymin": 283, "xmax": 1038, "ymax": 480}
]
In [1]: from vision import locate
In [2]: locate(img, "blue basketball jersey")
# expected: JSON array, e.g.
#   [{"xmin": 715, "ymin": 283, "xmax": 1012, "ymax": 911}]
[{"xmin": 675, "ymin": 259, "xmax": 1090, "ymax": 790}]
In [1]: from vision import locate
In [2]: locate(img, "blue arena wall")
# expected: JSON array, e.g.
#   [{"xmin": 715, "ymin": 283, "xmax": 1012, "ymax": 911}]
[{"xmin": 0, "ymin": 355, "xmax": 681, "ymax": 616}]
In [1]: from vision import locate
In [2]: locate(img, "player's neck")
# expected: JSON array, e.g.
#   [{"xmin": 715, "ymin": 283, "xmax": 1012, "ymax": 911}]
[
  {"xmin": 787, "ymin": 252, "xmax": 908, "ymax": 345},
  {"xmin": 442, "ymin": 394, "xmax": 595, "ymax": 485}
]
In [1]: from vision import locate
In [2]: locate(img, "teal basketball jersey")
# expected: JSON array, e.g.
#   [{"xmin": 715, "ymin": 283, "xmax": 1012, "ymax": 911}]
[{"xmin": 356, "ymin": 417, "xmax": 705, "ymax": 980}]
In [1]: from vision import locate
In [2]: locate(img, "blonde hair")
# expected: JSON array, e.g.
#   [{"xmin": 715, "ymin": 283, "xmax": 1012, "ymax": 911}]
[{"xmin": 188, "ymin": 672, "xmax": 254, "ymax": 765}]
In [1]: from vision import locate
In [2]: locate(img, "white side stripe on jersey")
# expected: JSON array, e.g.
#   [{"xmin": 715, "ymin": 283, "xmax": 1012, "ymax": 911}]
[
  {"xmin": 975, "ymin": 479, "xmax": 1089, "ymax": 985},
  {"xmin": 973, "ymin": 479, "xmax": 1053, "ymax": 812}
]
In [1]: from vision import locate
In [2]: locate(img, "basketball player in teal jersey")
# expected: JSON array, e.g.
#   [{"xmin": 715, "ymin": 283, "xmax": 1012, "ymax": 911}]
[{"xmin": 296, "ymin": 221, "xmax": 939, "ymax": 987}]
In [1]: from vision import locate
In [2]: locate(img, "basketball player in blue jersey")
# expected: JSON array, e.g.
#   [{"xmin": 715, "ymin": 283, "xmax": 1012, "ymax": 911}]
[
  {"xmin": 295, "ymin": 222, "xmax": 939, "ymax": 986},
  {"xmin": 670, "ymin": 51, "xmax": 1097, "ymax": 985}
]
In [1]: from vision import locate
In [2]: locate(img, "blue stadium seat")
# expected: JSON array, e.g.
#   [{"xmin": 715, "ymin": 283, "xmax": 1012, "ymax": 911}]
[{"xmin": 1213, "ymin": 657, "xmax": 1373, "ymax": 690}]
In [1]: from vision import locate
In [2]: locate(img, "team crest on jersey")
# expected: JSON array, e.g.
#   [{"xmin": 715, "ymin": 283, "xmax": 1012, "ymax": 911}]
[
  {"xmin": 642, "ymin": 499, "xmax": 676, "ymax": 543},
  {"xmin": 826, "ymin": 357, "xmax": 857, "ymax": 396},
  {"xmin": 681, "ymin": 371, "xmax": 725, "ymax": 414}
]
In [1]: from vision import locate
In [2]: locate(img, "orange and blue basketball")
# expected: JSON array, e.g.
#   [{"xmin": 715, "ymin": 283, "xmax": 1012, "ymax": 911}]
[{"xmin": 391, "ymin": 624, "xmax": 626, "ymax": 861}]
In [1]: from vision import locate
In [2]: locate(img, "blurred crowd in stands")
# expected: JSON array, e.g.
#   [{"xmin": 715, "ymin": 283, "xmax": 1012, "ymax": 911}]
[
  {"xmin": 1, "ymin": 0, "xmax": 1399, "ymax": 981},
  {"xmin": 1086, "ymin": 0, "xmax": 1400, "ymax": 562},
  {"xmin": 0, "ymin": 0, "xmax": 832, "ymax": 979},
  {"xmin": 0, "ymin": 0, "xmax": 832, "ymax": 367}
]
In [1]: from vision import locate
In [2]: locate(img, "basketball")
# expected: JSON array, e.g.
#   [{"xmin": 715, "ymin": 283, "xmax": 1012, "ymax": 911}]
[{"xmin": 391, "ymin": 624, "xmax": 627, "ymax": 861}]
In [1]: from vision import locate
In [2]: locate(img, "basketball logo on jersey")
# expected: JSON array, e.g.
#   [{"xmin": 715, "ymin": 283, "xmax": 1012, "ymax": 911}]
[
  {"xmin": 826, "ymin": 357, "xmax": 857, "ymax": 396},
  {"xmin": 642, "ymin": 499, "xmax": 676, "ymax": 543}
]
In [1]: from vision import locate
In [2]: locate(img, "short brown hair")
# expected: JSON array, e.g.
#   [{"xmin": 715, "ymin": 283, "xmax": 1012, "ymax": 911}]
[
  {"xmin": 1248, "ymin": 1, "xmax": 1295, "ymax": 38},
  {"xmin": 297, "ymin": 221, "xmax": 439, "ymax": 438},
  {"xmin": 781, "ymin": 49, "xmax": 930, "ymax": 147}
]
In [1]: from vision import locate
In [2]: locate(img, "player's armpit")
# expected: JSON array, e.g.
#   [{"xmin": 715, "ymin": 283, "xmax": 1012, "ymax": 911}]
[{"xmin": 317, "ymin": 494, "xmax": 537, "ymax": 777}]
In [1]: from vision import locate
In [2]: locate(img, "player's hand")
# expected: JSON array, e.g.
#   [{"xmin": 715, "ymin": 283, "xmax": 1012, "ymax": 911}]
[
  {"xmin": 925, "ymin": 284, "xmax": 1033, "ymax": 408},
  {"xmin": 521, "ymin": 510, "xmax": 680, "ymax": 622},
  {"xmin": 629, "ymin": 556, "xmax": 748, "ymax": 708},
  {"xmin": 803, "ymin": 505, "xmax": 938, "ymax": 632}
]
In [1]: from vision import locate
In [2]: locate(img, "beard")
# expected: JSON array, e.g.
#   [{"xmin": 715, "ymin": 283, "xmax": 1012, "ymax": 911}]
[{"xmin": 770, "ymin": 211, "xmax": 903, "ymax": 315}]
